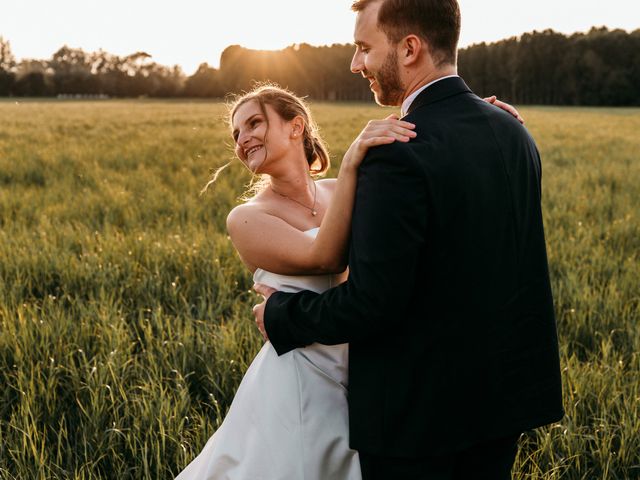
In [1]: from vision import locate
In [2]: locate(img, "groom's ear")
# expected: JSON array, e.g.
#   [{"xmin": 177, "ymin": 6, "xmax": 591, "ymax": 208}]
[{"xmin": 399, "ymin": 34, "xmax": 423, "ymax": 66}]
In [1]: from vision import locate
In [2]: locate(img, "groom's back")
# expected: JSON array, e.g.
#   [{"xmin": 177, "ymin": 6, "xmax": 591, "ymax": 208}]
[
  {"xmin": 351, "ymin": 78, "xmax": 564, "ymax": 456},
  {"xmin": 410, "ymin": 90, "xmax": 550, "ymax": 316}
]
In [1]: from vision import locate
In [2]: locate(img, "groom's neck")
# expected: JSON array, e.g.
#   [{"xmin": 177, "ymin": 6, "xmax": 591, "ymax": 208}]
[{"xmin": 400, "ymin": 65, "xmax": 458, "ymax": 105}]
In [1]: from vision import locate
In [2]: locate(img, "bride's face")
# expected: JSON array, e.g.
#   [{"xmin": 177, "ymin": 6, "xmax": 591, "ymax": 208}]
[{"xmin": 232, "ymin": 100, "xmax": 291, "ymax": 174}]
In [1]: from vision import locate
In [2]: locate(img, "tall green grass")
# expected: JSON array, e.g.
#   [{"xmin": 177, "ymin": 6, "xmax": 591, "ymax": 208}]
[{"xmin": 0, "ymin": 100, "xmax": 638, "ymax": 479}]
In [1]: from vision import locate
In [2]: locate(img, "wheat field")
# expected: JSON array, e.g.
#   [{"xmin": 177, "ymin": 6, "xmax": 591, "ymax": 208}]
[{"xmin": 0, "ymin": 99, "xmax": 638, "ymax": 479}]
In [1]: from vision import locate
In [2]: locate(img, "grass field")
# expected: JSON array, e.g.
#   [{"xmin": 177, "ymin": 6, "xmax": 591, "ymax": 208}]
[{"xmin": 0, "ymin": 99, "xmax": 638, "ymax": 479}]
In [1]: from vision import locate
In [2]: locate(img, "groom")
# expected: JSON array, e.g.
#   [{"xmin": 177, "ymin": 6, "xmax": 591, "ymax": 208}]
[{"xmin": 254, "ymin": 0, "xmax": 564, "ymax": 478}]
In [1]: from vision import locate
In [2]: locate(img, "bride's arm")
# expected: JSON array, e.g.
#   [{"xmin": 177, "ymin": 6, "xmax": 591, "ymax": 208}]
[{"xmin": 226, "ymin": 116, "xmax": 416, "ymax": 275}]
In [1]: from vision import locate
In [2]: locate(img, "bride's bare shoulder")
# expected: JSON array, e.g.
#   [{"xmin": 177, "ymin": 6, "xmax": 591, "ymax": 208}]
[{"xmin": 226, "ymin": 201, "xmax": 265, "ymax": 233}]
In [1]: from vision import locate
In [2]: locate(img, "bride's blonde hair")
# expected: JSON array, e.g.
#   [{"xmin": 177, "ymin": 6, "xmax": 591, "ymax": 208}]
[{"xmin": 202, "ymin": 83, "xmax": 331, "ymax": 197}]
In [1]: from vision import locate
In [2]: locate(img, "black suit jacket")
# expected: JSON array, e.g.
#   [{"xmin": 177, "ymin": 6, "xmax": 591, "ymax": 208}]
[{"xmin": 264, "ymin": 77, "xmax": 564, "ymax": 457}]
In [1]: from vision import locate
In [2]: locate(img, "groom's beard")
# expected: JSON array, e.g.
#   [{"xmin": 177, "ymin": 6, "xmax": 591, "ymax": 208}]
[{"xmin": 368, "ymin": 50, "xmax": 404, "ymax": 107}]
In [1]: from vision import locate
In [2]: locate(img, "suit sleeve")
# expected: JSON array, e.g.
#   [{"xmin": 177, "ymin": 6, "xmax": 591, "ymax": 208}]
[{"xmin": 264, "ymin": 143, "xmax": 428, "ymax": 355}]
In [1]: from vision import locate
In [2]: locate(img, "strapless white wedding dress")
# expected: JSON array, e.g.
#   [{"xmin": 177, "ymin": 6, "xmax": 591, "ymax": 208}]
[{"xmin": 175, "ymin": 228, "xmax": 361, "ymax": 480}]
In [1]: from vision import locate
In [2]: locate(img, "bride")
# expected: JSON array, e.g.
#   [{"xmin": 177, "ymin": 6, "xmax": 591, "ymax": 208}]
[{"xmin": 176, "ymin": 84, "xmax": 520, "ymax": 479}]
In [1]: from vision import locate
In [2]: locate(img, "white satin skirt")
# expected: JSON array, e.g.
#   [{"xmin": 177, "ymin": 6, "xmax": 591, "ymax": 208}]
[{"xmin": 175, "ymin": 341, "xmax": 361, "ymax": 480}]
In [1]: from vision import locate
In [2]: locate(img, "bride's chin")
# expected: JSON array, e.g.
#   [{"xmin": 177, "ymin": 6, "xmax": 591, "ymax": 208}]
[{"xmin": 246, "ymin": 156, "xmax": 269, "ymax": 174}]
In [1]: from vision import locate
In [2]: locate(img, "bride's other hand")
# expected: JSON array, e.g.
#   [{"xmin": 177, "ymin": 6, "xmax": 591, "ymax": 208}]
[
  {"xmin": 341, "ymin": 115, "xmax": 416, "ymax": 172},
  {"xmin": 484, "ymin": 95, "xmax": 525, "ymax": 124},
  {"xmin": 253, "ymin": 283, "xmax": 277, "ymax": 341}
]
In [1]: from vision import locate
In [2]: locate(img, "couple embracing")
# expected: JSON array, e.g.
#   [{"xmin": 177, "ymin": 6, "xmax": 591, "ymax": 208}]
[{"xmin": 177, "ymin": 0, "xmax": 564, "ymax": 478}]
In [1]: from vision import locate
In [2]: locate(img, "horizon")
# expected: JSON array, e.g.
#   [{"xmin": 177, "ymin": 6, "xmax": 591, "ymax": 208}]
[
  {"xmin": 3, "ymin": 25, "xmax": 636, "ymax": 76},
  {"xmin": 2, "ymin": 0, "xmax": 638, "ymax": 74}
]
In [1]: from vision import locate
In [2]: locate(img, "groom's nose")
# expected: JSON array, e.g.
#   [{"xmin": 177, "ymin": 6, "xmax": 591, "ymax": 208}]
[{"xmin": 351, "ymin": 50, "xmax": 364, "ymax": 74}]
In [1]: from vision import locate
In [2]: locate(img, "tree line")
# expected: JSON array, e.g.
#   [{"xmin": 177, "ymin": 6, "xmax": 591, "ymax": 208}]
[
  {"xmin": 1, "ymin": 27, "xmax": 638, "ymax": 105},
  {"xmin": 459, "ymin": 27, "xmax": 640, "ymax": 106}
]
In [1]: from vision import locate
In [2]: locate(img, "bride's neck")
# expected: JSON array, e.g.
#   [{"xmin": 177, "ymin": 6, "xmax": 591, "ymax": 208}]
[{"xmin": 269, "ymin": 163, "xmax": 314, "ymax": 201}]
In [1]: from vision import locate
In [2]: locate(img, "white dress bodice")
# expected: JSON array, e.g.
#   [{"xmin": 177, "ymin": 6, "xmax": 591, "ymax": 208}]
[{"xmin": 252, "ymin": 228, "xmax": 348, "ymax": 388}]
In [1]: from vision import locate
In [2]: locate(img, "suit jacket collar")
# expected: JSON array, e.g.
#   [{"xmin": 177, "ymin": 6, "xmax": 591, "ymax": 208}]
[{"xmin": 405, "ymin": 76, "xmax": 472, "ymax": 116}]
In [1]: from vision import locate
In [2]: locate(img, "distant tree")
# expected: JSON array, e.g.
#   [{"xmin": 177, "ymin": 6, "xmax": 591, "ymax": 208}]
[
  {"xmin": 582, "ymin": 28, "xmax": 637, "ymax": 105},
  {"xmin": 142, "ymin": 63, "xmax": 184, "ymax": 98},
  {"xmin": 0, "ymin": 36, "xmax": 14, "ymax": 68},
  {"xmin": 13, "ymin": 60, "xmax": 53, "ymax": 96},
  {"xmin": 631, "ymin": 29, "xmax": 640, "ymax": 106},
  {"xmin": 50, "ymin": 45, "xmax": 95, "ymax": 94},
  {"xmin": 184, "ymin": 63, "xmax": 224, "ymax": 97},
  {"xmin": 219, "ymin": 45, "xmax": 248, "ymax": 93},
  {"xmin": 0, "ymin": 36, "xmax": 15, "ymax": 95}
]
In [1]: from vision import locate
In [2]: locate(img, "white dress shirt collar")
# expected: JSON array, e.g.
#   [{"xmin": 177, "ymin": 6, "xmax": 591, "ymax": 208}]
[{"xmin": 400, "ymin": 74, "xmax": 459, "ymax": 117}]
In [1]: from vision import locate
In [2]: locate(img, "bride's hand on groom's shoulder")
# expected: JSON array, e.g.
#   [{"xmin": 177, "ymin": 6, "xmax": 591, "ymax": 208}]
[
  {"xmin": 341, "ymin": 116, "xmax": 417, "ymax": 172},
  {"xmin": 484, "ymin": 95, "xmax": 525, "ymax": 124}
]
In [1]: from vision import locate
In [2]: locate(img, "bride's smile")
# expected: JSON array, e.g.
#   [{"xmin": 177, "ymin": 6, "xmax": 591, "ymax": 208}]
[{"xmin": 245, "ymin": 145, "xmax": 263, "ymax": 158}]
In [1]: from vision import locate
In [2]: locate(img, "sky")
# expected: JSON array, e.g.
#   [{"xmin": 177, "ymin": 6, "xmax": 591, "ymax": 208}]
[{"xmin": 1, "ymin": 0, "xmax": 638, "ymax": 74}]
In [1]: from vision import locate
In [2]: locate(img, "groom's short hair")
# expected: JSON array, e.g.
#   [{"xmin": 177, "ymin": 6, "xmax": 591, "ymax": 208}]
[{"xmin": 351, "ymin": 0, "xmax": 461, "ymax": 66}]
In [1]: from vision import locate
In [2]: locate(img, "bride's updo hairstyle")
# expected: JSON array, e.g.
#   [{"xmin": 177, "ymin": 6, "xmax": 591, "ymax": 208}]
[{"xmin": 229, "ymin": 83, "xmax": 331, "ymax": 176}]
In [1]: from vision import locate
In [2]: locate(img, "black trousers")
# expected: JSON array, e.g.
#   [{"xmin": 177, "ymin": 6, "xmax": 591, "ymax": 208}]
[{"xmin": 359, "ymin": 434, "xmax": 521, "ymax": 480}]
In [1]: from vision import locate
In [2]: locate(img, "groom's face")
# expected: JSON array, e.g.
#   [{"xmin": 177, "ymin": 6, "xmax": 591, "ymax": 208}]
[{"xmin": 351, "ymin": 1, "xmax": 405, "ymax": 107}]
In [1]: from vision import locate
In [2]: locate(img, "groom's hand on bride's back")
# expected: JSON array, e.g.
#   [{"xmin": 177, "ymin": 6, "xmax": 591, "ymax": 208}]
[{"xmin": 253, "ymin": 283, "xmax": 277, "ymax": 341}]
